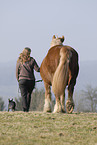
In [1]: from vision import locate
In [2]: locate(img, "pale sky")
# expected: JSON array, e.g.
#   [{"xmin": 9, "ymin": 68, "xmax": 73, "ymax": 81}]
[{"xmin": 0, "ymin": 0, "xmax": 97, "ymax": 64}]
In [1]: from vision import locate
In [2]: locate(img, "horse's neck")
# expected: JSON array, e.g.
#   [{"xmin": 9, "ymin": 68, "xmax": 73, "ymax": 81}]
[{"xmin": 50, "ymin": 40, "xmax": 63, "ymax": 47}]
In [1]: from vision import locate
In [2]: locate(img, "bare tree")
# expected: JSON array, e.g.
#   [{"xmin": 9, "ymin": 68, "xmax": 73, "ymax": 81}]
[
  {"xmin": 15, "ymin": 96, "xmax": 22, "ymax": 111},
  {"xmin": 82, "ymin": 85, "xmax": 97, "ymax": 112},
  {"xmin": 76, "ymin": 85, "xmax": 97, "ymax": 112},
  {"xmin": 0, "ymin": 97, "xmax": 5, "ymax": 111},
  {"xmin": 30, "ymin": 88, "xmax": 45, "ymax": 111}
]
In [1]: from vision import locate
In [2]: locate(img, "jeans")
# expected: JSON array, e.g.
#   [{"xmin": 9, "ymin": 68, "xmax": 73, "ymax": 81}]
[{"xmin": 19, "ymin": 79, "xmax": 35, "ymax": 112}]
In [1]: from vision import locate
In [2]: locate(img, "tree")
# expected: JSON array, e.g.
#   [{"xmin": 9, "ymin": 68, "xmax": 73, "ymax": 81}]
[
  {"xmin": 82, "ymin": 85, "xmax": 97, "ymax": 112},
  {"xmin": 15, "ymin": 96, "xmax": 22, "ymax": 111},
  {"xmin": 0, "ymin": 97, "xmax": 5, "ymax": 111},
  {"xmin": 30, "ymin": 88, "xmax": 45, "ymax": 111},
  {"xmin": 75, "ymin": 85, "xmax": 97, "ymax": 112}
]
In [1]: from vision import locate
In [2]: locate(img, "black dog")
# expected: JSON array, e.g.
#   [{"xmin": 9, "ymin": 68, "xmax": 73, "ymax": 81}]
[{"xmin": 8, "ymin": 99, "xmax": 16, "ymax": 111}]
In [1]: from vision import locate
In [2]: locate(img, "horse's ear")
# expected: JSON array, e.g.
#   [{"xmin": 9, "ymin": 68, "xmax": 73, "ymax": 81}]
[
  {"xmin": 52, "ymin": 35, "xmax": 56, "ymax": 39},
  {"xmin": 61, "ymin": 36, "xmax": 65, "ymax": 43}
]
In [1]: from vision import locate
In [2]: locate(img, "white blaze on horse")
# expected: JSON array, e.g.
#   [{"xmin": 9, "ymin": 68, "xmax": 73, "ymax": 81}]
[{"xmin": 40, "ymin": 35, "xmax": 79, "ymax": 113}]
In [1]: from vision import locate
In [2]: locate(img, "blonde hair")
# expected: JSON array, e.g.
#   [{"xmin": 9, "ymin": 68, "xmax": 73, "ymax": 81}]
[{"xmin": 17, "ymin": 47, "xmax": 31, "ymax": 64}]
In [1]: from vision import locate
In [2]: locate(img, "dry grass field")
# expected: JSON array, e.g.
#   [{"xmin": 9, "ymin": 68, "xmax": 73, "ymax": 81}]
[{"xmin": 0, "ymin": 111, "xmax": 97, "ymax": 145}]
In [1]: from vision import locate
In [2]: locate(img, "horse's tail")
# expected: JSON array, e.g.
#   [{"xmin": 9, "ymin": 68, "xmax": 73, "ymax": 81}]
[{"xmin": 52, "ymin": 47, "xmax": 72, "ymax": 96}]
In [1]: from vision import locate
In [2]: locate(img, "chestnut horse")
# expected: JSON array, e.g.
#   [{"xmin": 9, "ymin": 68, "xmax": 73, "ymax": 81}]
[{"xmin": 40, "ymin": 35, "xmax": 79, "ymax": 113}]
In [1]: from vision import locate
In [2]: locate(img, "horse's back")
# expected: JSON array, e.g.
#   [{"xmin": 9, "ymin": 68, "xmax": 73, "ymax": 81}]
[
  {"xmin": 40, "ymin": 45, "xmax": 79, "ymax": 85},
  {"xmin": 40, "ymin": 45, "xmax": 61, "ymax": 84}
]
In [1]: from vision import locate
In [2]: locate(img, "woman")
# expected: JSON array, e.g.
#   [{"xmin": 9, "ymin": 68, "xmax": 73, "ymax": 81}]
[{"xmin": 16, "ymin": 47, "xmax": 40, "ymax": 112}]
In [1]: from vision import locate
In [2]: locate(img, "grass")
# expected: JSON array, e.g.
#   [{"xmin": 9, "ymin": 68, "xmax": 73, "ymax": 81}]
[{"xmin": 0, "ymin": 111, "xmax": 97, "ymax": 145}]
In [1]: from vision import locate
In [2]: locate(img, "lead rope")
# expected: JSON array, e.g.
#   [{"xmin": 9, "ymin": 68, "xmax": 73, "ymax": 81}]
[
  {"xmin": 18, "ymin": 79, "xmax": 43, "ymax": 95},
  {"xmin": 35, "ymin": 79, "xmax": 43, "ymax": 83}
]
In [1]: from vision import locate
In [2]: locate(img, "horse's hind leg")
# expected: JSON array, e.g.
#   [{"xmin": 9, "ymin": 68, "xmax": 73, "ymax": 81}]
[
  {"xmin": 53, "ymin": 96, "xmax": 61, "ymax": 113},
  {"xmin": 60, "ymin": 93, "xmax": 66, "ymax": 113},
  {"xmin": 44, "ymin": 82, "xmax": 52, "ymax": 112},
  {"xmin": 66, "ymin": 79, "xmax": 75, "ymax": 113}
]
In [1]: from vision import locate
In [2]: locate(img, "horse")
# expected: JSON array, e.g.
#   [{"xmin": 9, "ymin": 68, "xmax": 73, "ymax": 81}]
[{"xmin": 40, "ymin": 35, "xmax": 79, "ymax": 113}]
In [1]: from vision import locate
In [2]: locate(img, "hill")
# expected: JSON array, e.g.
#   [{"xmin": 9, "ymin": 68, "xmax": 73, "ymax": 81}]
[{"xmin": 0, "ymin": 111, "xmax": 97, "ymax": 145}]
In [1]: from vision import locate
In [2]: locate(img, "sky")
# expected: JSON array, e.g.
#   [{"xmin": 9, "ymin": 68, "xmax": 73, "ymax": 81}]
[{"xmin": 0, "ymin": 0, "xmax": 97, "ymax": 64}]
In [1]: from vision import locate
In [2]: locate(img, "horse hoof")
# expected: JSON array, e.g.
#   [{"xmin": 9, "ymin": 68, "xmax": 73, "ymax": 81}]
[
  {"xmin": 66, "ymin": 100, "xmax": 74, "ymax": 114},
  {"xmin": 43, "ymin": 108, "xmax": 52, "ymax": 113},
  {"xmin": 62, "ymin": 109, "xmax": 66, "ymax": 113}
]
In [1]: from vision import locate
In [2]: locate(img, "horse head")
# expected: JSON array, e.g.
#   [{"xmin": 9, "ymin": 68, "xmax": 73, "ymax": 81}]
[{"xmin": 50, "ymin": 35, "xmax": 65, "ymax": 47}]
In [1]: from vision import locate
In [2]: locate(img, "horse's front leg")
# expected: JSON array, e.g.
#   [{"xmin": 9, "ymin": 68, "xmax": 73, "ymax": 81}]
[{"xmin": 44, "ymin": 82, "xmax": 52, "ymax": 112}]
